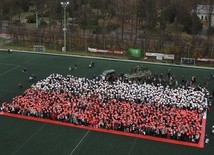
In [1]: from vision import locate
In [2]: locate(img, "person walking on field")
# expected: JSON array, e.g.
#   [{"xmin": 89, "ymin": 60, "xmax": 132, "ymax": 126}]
[{"xmin": 18, "ymin": 82, "xmax": 24, "ymax": 89}]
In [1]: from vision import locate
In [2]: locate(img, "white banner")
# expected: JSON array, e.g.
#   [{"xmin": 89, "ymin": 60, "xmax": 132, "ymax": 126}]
[
  {"xmin": 156, "ymin": 54, "xmax": 163, "ymax": 60},
  {"xmin": 97, "ymin": 49, "xmax": 108, "ymax": 53},
  {"xmin": 88, "ymin": 47, "xmax": 97, "ymax": 52},
  {"xmin": 146, "ymin": 52, "xmax": 174, "ymax": 60},
  {"xmin": 164, "ymin": 54, "xmax": 175, "ymax": 60},
  {"xmin": 145, "ymin": 52, "xmax": 158, "ymax": 57}
]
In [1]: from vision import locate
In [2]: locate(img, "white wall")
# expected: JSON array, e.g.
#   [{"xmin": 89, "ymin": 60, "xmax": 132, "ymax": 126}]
[{"xmin": 197, "ymin": 13, "xmax": 214, "ymax": 27}]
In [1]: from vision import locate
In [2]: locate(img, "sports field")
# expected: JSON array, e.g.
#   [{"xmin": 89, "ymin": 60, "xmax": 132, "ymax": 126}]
[{"xmin": 0, "ymin": 50, "xmax": 214, "ymax": 155}]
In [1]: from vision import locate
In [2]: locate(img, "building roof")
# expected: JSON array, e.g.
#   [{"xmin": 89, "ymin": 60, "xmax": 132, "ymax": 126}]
[{"xmin": 195, "ymin": 5, "xmax": 214, "ymax": 14}]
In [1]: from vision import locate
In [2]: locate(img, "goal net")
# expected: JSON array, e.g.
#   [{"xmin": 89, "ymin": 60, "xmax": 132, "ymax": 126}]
[{"xmin": 180, "ymin": 58, "xmax": 195, "ymax": 65}]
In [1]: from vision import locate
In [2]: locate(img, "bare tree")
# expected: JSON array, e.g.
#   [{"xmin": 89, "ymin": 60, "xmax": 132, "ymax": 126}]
[{"xmin": 207, "ymin": 0, "xmax": 214, "ymax": 58}]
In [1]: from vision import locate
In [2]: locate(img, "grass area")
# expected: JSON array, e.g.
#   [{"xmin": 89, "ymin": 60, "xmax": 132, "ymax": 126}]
[{"xmin": 0, "ymin": 51, "xmax": 214, "ymax": 155}]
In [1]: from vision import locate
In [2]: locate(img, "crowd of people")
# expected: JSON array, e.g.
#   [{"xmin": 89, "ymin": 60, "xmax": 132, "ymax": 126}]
[
  {"xmin": 1, "ymin": 73, "xmax": 212, "ymax": 143},
  {"xmin": 34, "ymin": 74, "xmax": 210, "ymax": 111}
]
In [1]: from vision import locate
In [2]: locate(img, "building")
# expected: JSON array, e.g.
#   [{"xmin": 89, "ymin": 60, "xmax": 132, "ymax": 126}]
[{"xmin": 194, "ymin": 5, "xmax": 214, "ymax": 28}]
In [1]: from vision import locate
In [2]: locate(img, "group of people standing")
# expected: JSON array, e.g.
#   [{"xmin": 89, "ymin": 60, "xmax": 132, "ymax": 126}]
[{"xmin": 1, "ymin": 73, "xmax": 212, "ymax": 143}]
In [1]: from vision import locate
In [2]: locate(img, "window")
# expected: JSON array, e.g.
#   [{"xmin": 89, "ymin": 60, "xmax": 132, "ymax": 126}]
[
  {"xmin": 205, "ymin": 16, "xmax": 208, "ymax": 20},
  {"xmin": 201, "ymin": 16, "xmax": 203, "ymax": 20}
]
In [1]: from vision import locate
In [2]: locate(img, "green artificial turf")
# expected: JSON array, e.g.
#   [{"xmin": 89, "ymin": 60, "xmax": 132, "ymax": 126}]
[{"xmin": 0, "ymin": 50, "xmax": 214, "ymax": 155}]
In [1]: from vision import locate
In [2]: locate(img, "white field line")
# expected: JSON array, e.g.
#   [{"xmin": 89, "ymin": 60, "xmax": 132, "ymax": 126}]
[
  {"xmin": 0, "ymin": 58, "xmax": 32, "ymax": 77},
  {"xmin": 0, "ymin": 65, "xmax": 20, "ymax": 77},
  {"xmin": 0, "ymin": 62, "xmax": 18, "ymax": 66},
  {"xmin": 128, "ymin": 138, "xmax": 137, "ymax": 155},
  {"xmin": 12, "ymin": 124, "xmax": 45, "ymax": 155},
  {"xmin": 69, "ymin": 130, "xmax": 90, "ymax": 155},
  {"xmin": 0, "ymin": 54, "xmax": 12, "ymax": 60}
]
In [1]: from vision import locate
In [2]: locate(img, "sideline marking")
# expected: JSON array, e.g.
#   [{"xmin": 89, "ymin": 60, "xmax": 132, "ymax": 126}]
[
  {"xmin": 0, "ymin": 62, "xmax": 18, "ymax": 66},
  {"xmin": 69, "ymin": 130, "xmax": 90, "ymax": 155},
  {"xmin": 0, "ymin": 54, "xmax": 12, "ymax": 60},
  {"xmin": 128, "ymin": 138, "xmax": 137, "ymax": 155},
  {"xmin": 0, "ymin": 58, "xmax": 32, "ymax": 77},
  {"xmin": 0, "ymin": 65, "xmax": 20, "ymax": 77}
]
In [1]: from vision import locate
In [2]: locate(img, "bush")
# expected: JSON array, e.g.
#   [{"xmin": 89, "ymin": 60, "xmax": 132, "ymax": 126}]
[
  {"xmin": 182, "ymin": 14, "xmax": 202, "ymax": 35},
  {"xmin": 105, "ymin": 23, "xmax": 118, "ymax": 33},
  {"xmin": 26, "ymin": 14, "xmax": 36, "ymax": 23},
  {"xmin": 92, "ymin": 25, "xmax": 102, "ymax": 34},
  {"xmin": 13, "ymin": 19, "xmax": 21, "ymax": 24},
  {"xmin": 26, "ymin": 13, "xmax": 45, "ymax": 24},
  {"xmin": 207, "ymin": 27, "xmax": 214, "ymax": 35},
  {"xmin": 39, "ymin": 21, "xmax": 48, "ymax": 28}
]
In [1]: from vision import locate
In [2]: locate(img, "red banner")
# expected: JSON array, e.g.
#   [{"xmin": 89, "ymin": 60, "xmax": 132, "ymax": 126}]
[
  {"xmin": 197, "ymin": 58, "xmax": 214, "ymax": 62},
  {"xmin": 88, "ymin": 47, "xmax": 124, "ymax": 55}
]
